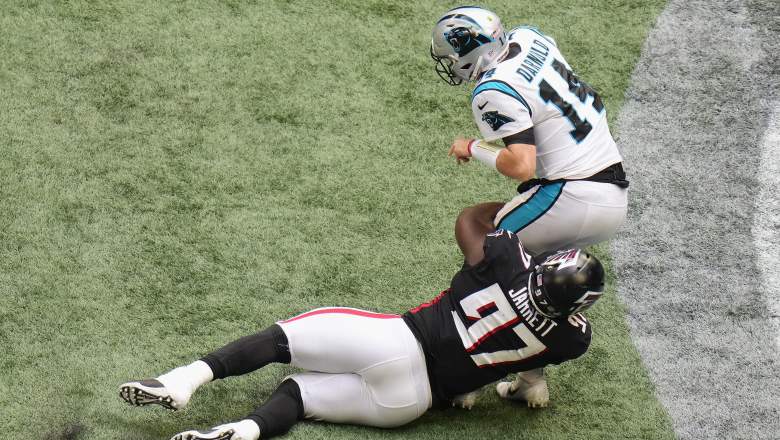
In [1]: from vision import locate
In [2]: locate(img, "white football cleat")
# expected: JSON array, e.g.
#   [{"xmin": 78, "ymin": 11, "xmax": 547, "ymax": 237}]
[
  {"xmin": 119, "ymin": 378, "xmax": 191, "ymax": 410},
  {"xmin": 171, "ymin": 421, "xmax": 260, "ymax": 440},
  {"xmin": 496, "ymin": 368, "xmax": 549, "ymax": 408}
]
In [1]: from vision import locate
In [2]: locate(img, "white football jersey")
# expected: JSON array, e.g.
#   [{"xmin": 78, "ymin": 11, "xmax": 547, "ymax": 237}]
[{"xmin": 471, "ymin": 27, "xmax": 622, "ymax": 180}]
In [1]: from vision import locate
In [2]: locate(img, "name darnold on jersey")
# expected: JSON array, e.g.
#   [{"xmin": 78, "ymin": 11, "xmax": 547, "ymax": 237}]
[
  {"xmin": 471, "ymin": 27, "xmax": 623, "ymax": 180},
  {"xmin": 403, "ymin": 230, "xmax": 591, "ymax": 406}
]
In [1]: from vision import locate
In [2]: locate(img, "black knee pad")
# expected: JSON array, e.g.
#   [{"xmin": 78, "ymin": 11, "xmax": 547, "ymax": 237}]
[{"xmin": 200, "ymin": 324, "xmax": 290, "ymax": 379}]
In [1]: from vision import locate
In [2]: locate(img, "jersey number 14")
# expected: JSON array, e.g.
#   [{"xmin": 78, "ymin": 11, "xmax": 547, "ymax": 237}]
[
  {"xmin": 451, "ymin": 283, "xmax": 546, "ymax": 367},
  {"xmin": 539, "ymin": 59, "xmax": 604, "ymax": 143}
]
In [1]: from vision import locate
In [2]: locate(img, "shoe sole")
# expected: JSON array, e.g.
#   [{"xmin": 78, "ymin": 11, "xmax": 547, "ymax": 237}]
[
  {"xmin": 119, "ymin": 383, "xmax": 177, "ymax": 410},
  {"xmin": 498, "ymin": 382, "xmax": 549, "ymax": 408},
  {"xmin": 171, "ymin": 429, "xmax": 235, "ymax": 440},
  {"xmin": 518, "ymin": 383, "xmax": 549, "ymax": 408},
  {"xmin": 527, "ymin": 400, "xmax": 548, "ymax": 408}
]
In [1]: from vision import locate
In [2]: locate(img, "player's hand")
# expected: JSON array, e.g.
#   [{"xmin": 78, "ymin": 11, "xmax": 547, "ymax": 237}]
[
  {"xmin": 452, "ymin": 391, "xmax": 479, "ymax": 409},
  {"xmin": 448, "ymin": 137, "xmax": 473, "ymax": 164}
]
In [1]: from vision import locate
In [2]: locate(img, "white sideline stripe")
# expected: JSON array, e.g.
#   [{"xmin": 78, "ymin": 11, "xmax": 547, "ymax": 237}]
[{"xmin": 753, "ymin": 102, "xmax": 780, "ymax": 349}]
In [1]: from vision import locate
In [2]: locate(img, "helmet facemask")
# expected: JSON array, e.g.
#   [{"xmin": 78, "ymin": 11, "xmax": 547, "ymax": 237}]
[{"xmin": 430, "ymin": 43, "xmax": 463, "ymax": 86}]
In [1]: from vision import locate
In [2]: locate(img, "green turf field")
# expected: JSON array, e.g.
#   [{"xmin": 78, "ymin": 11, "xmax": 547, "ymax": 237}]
[{"xmin": 0, "ymin": 1, "xmax": 673, "ymax": 438}]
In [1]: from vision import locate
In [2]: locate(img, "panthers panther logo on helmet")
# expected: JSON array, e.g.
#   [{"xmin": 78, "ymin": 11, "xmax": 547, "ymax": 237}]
[{"xmin": 445, "ymin": 26, "xmax": 493, "ymax": 56}]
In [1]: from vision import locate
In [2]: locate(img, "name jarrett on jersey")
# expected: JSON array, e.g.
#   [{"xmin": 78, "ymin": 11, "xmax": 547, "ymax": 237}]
[{"xmin": 403, "ymin": 231, "xmax": 591, "ymax": 406}]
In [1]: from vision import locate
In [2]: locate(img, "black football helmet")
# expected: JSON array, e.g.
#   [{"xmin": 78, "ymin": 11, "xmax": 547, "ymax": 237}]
[{"xmin": 529, "ymin": 249, "xmax": 605, "ymax": 319}]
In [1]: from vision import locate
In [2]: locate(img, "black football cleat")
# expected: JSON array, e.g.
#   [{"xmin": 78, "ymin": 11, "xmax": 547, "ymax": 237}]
[{"xmin": 119, "ymin": 379, "xmax": 181, "ymax": 410}]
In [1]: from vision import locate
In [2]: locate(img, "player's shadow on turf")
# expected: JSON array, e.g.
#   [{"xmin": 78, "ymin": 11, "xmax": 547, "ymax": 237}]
[{"xmin": 44, "ymin": 422, "xmax": 86, "ymax": 440}]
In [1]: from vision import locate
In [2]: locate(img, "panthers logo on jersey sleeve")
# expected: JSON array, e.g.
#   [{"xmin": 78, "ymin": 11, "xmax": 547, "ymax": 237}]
[
  {"xmin": 481, "ymin": 111, "xmax": 515, "ymax": 131},
  {"xmin": 471, "ymin": 85, "xmax": 534, "ymax": 141}
]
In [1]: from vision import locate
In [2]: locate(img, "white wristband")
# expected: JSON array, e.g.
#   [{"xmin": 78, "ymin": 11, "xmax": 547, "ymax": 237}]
[{"xmin": 468, "ymin": 139, "xmax": 504, "ymax": 170}]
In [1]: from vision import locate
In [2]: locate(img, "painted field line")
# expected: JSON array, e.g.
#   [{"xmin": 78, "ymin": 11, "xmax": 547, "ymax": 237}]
[{"xmin": 754, "ymin": 103, "xmax": 780, "ymax": 348}]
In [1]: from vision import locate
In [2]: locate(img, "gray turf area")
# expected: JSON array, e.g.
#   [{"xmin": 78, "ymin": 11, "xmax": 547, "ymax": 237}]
[{"xmin": 611, "ymin": 0, "xmax": 780, "ymax": 439}]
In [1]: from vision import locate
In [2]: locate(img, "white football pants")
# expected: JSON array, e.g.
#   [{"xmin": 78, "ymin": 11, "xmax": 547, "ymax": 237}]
[
  {"xmin": 277, "ymin": 308, "xmax": 432, "ymax": 428},
  {"xmin": 495, "ymin": 181, "xmax": 628, "ymax": 256}
]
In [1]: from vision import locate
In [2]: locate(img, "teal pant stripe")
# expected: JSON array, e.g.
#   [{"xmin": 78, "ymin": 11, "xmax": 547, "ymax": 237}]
[{"xmin": 497, "ymin": 182, "xmax": 565, "ymax": 232}]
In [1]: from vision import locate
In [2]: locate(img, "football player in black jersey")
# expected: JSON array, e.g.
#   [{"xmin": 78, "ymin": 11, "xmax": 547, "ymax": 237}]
[{"xmin": 119, "ymin": 204, "xmax": 605, "ymax": 440}]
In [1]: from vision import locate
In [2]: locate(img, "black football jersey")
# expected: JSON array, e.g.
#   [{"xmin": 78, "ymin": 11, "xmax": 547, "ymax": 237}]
[{"xmin": 402, "ymin": 230, "xmax": 591, "ymax": 406}]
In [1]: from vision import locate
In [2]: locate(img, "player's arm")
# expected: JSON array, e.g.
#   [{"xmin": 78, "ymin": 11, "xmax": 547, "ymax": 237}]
[
  {"xmin": 449, "ymin": 133, "xmax": 536, "ymax": 182},
  {"xmin": 449, "ymin": 88, "xmax": 537, "ymax": 182},
  {"xmin": 455, "ymin": 202, "xmax": 504, "ymax": 266},
  {"xmin": 500, "ymin": 140, "xmax": 536, "ymax": 182}
]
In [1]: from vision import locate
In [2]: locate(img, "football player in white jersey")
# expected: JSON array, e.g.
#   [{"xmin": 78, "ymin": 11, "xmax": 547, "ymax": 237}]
[
  {"xmin": 430, "ymin": 5, "xmax": 629, "ymax": 406},
  {"xmin": 432, "ymin": 6, "xmax": 628, "ymax": 256}
]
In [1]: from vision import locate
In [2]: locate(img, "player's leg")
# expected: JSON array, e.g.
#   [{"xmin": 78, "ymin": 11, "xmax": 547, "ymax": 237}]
[
  {"xmin": 290, "ymin": 369, "xmax": 429, "ymax": 428},
  {"xmin": 120, "ymin": 324, "xmax": 291, "ymax": 410},
  {"xmin": 120, "ymin": 308, "xmax": 428, "ymax": 411},
  {"xmin": 563, "ymin": 181, "xmax": 628, "ymax": 249},
  {"xmin": 277, "ymin": 307, "xmax": 417, "ymax": 374},
  {"xmin": 171, "ymin": 370, "xmax": 428, "ymax": 440},
  {"xmin": 170, "ymin": 379, "xmax": 302, "ymax": 440},
  {"xmin": 494, "ymin": 181, "xmax": 627, "ymax": 256},
  {"xmin": 494, "ymin": 182, "xmax": 575, "ymax": 256},
  {"xmin": 169, "ymin": 321, "xmax": 431, "ymax": 440},
  {"xmin": 277, "ymin": 309, "xmax": 432, "ymax": 426}
]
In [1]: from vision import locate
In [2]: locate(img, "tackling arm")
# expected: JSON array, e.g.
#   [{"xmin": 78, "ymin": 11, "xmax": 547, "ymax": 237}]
[{"xmin": 455, "ymin": 202, "xmax": 504, "ymax": 266}]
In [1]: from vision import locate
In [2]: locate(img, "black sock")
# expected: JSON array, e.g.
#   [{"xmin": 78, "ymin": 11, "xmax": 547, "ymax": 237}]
[
  {"xmin": 246, "ymin": 379, "xmax": 304, "ymax": 438},
  {"xmin": 199, "ymin": 324, "xmax": 290, "ymax": 379}
]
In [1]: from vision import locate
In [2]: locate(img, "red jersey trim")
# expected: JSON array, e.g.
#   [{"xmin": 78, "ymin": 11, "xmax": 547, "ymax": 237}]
[
  {"xmin": 280, "ymin": 307, "xmax": 400, "ymax": 324},
  {"xmin": 409, "ymin": 289, "xmax": 451, "ymax": 314}
]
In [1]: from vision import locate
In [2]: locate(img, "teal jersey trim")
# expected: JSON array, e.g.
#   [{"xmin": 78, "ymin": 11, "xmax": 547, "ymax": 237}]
[
  {"xmin": 472, "ymin": 80, "xmax": 532, "ymax": 116},
  {"xmin": 497, "ymin": 182, "xmax": 565, "ymax": 232}
]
